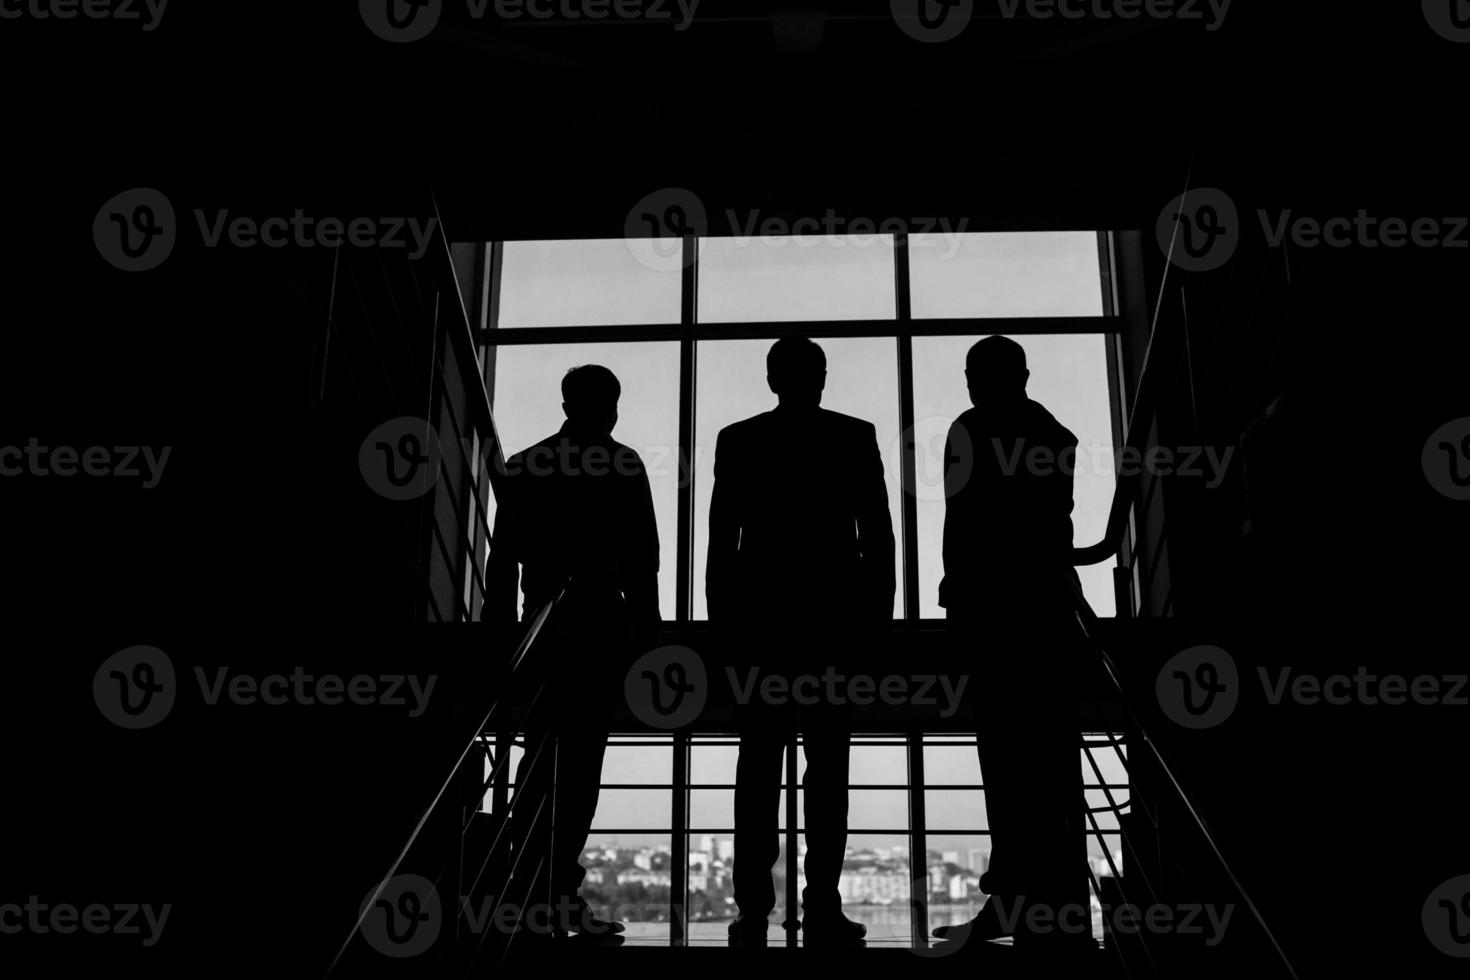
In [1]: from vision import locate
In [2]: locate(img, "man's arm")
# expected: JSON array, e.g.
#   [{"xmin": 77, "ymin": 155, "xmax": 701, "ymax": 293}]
[
  {"xmin": 622, "ymin": 459, "xmax": 662, "ymax": 631},
  {"xmin": 855, "ymin": 420, "xmax": 896, "ymax": 620},
  {"xmin": 1047, "ymin": 434, "xmax": 1079, "ymax": 559},
  {"xmin": 485, "ymin": 462, "xmax": 522, "ymax": 628},
  {"xmin": 705, "ymin": 427, "xmax": 740, "ymax": 625},
  {"xmin": 939, "ymin": 419, "xmax": 970, "ymax": 609}
]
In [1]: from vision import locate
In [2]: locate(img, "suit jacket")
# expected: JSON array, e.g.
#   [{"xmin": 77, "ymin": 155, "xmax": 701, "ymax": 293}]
[
  {"xmin": 940, "ymin": 397, "xmax": 1078, "ymax": 615},
  {"xmin": 486, "ymin": 423, "xmax": 660, "ymax": 629},
  {"xmin": 706, "ymin": 405, "xmax": 896, "ymax": 625}
]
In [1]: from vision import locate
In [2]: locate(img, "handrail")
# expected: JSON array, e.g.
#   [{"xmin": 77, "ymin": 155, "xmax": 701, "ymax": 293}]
[
  {"xmin": 326, "ymin": 586, "xmax": 566, "ymax": 977},
  {"xmin": 1066, "ymin": 575, "xmax": 1299, "ymax": 980}
]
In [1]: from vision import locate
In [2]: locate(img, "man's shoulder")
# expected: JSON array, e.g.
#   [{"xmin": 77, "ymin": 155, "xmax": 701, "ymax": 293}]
[
  {"xmin": 505, "ymin": 433, "xmax": 559, "ymax": 468},
  {"xmin": 718, "ymin": 412, "xmax": 776, "ymax": 441},
  {"xmin": 606, "ymin": 438, "xmax": 648, "ymax": 472},
  {"xmin": 1024, "ymin": 399, "xmax": 1078, "ymax": 447},
  {"xmin": 817, "ymin": 407, "xmax": 878, "ymax": 439}
]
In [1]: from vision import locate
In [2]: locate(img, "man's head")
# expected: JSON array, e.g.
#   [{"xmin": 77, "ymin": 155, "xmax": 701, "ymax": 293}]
[
  {"xmin": 562, "ymin": 364, "xmax": 621, "ymax": 435},
  {"xmin": 965, "ymin": 336, "xmax": 1029, "ymax": 408},
  {"xmin": 767, "ymin": 337, "xmax": 827, "ymax": 408}
]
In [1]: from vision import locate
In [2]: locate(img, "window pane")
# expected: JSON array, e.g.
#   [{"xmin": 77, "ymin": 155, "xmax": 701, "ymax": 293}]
[
  {"xmin": 910, "ymin": 334, "xmax": 1117, "ymax": 617},
  {"xmin": 909, "ymin": 231, "xmax": 1103, "ymax": 318},
  {"xmin": 590, "ymin": 789, "xmax": 671, "ymax": 831},
  {"xmin": 489, "ymin": 342, "xmax": 679, "ymax": 619},
  {"xmin": 926, "ymin": 834, "xmax": 992, "ymax": 940},
  {"xmin": 692, "ymin": 337, "xmax": 903, "ymax": 620},
  {"xmin": 498, "ymin": 239, "xmax": 682, "ymax": 327},
  {"xmin": 922, "ymin": 742, "xmax": 983, "ymax": 786},
  {"xmin": 689, "ymin": 740, "xmax": 739, "ymax": 785},
  {"xmin": 697, "ymin": 235, "xmax": 896, "ymax": 323},
  {"xmin": 580, "ymin": 834, "xmax": 674, "ymax": 942},
  {"xmin": 839, "ymin": 835, "xmax": 912, "ymax": 947}
]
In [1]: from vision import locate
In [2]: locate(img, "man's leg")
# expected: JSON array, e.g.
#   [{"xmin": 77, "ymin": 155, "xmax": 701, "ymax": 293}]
[
  {"xmin": 503, "ymin": 722, "xmax": 557, "ymax": 930},
  {"xmin": 546, "ymin": 725, "xmax": 611, "ymax": 930},
  {"xmin": 1019, "ymin": 634, "xmax": 1090, "ymax": 947},
  {"xmin": 800, "ymin": 701, "xmax": 852, "ymax": 917},
  {"xmin": 733, "ymin": 706, "xmax": 787, "ymax": 924}
]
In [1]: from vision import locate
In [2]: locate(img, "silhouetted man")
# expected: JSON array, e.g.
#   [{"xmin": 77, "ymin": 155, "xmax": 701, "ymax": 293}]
[
  {"xmin": 707, "ymin": 337, "xmax": 895, "ymax": 947},
  {"xmin": 934, "ymin": 336, "xmax": 1091, "ymax": 952},
  {"xmin": 487, "ymin": 364, "xmax": 660, "ymax": 937}
]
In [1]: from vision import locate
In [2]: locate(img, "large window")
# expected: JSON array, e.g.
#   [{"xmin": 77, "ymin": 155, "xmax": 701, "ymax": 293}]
[
  {"xmin": 486, "ymin": 731, "xmax": 1128, "ymax": 947},
  {"xmin": 477, "ymin": 229, "xmax": 1122, "ymax": 622}
]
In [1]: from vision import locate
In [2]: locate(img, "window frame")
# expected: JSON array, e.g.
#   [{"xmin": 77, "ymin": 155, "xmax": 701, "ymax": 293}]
[{"xmin": 473, "ymin": 229, "xmax": 1127, "ymax": 625}]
